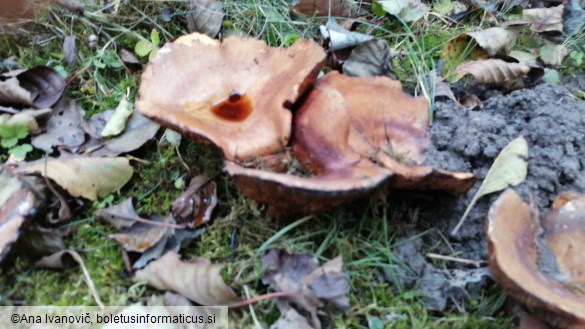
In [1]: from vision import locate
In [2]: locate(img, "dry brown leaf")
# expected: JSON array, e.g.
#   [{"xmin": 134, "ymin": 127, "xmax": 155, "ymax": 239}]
[
  {"xmin": 342, "ymin": 39, "xmax": 396, "ymax": 78},
  {"xmin": 134, "ymin": 251, "xmax": 242, "ymax": 305},
  {"xmin": 466, "ymin": 27, "xmax": 518, "ymax": 57},
  {"xmin": 83, "ymin": 110, "xmax": 160, "ymax": 157},
  {"xmin": 291, "ymin": 0, "xmax": 359, "ymax": 17},
  {"xmin": 523, "ymin": 5, "xmax": 563, "ymax": 32},
  {"xmin": 109, "ymin": 215, "xmax": 169, "ymax": 253},
  {"xmin": 31, "ymin": 97, "xmax": 86, "ymax": 153},
  {"xmin": 95, "ymin": 197, "xmax": 139, "ymax": 230},
  {"xmin": 0, "ymin": 66, "xmax": 66, "ymax": 109},
  {"xmin": 454, "ymin": 59, "xmax": 531, "ymax": 84},
  {"xmin": 187, "ymin": 0, "xmax": 224, "ymax": 37},
  {"xmin": 15, "ymin": 156, "xmax": 133, "ymax": 201},
  {"xmin": 262, "ymin": 249, "xmax": 350, "ymax": 329},
  {"xmin": 171, "ymin": 176, "xmax": 217, "ymax": 229},
  {"xmin": 0, "ymin": 167, "xmax": 43, "ymax": 263},
  {"xmin": 270, "ymin": 307, "xmax": 314, "ymax": 329}
]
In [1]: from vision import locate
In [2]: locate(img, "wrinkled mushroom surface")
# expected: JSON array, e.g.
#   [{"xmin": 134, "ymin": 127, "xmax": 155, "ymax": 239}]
[
  {"xmin": 487, "ymin": 189, "xmax": 585, "ymax": 329},
  {"xmin": 294, "ymin": 72, "xmax": 476, "ymax": 196},
  {"xmin": 228, "ymin": 72, "xmax": 475, "ymax": 215},
  {"xmin": 136, "ymin": 33, "xmax": 325, "ymax": 160}
]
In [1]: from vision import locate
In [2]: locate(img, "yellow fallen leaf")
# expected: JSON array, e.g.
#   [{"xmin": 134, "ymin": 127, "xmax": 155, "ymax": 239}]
[{"xmin": 451, "ymin": 136, "xmax": 528, "ymax": 235}]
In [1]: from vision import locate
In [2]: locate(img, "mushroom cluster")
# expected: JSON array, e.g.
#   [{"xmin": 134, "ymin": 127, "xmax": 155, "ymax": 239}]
[{"xmin": 137, "ymin": 33, "xmax": 476, "ymax": 215}]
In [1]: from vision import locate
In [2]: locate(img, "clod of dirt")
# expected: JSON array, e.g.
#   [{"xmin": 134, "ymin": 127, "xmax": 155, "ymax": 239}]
[
  {"xmin": 487, "ymin": 189, "xmax": 585, "ymax": 329},
  {"xmin": 425, "ymin": 79, "xmax": 585, "ymax": 257},
  {"xmin": 136, "ymin": 32, "xmax": 326, "ymax": 160}
]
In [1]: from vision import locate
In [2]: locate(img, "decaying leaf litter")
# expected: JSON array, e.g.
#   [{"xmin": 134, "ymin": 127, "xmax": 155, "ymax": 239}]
[{"xmin": 0, "ymin": 0, "xmax": 584, "ymax": 328}]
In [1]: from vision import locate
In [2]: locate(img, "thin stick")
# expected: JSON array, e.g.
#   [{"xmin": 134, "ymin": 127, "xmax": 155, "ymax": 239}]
[
  {"xmin": 111, "ymin": 214, "xmax": 187, "ymax": 229},
  {"xmin": 426, "ymin": 253, "xmax": 486, "ymax": 268},
  {"xmin": 244, "ymin": 285, "xmax": 264, "ymax": 329},
  {"xmin": 227, "ymin": 290, "xmax": 298, "ymax": 309},
  {"xmin": 66, "ymin": 250, "xmax": 105, "ymax": 308}
]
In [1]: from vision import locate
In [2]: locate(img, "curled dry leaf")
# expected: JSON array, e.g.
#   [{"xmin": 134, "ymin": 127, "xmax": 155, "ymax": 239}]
[
  {"xmin": 95, "ymin": 197, "xmax": 139, "ymax": 230},
  {"xmin": 171, "ymin": 176, "xmax": 217, "ymax": 229},
  {"xmin": 487, "ymin": 189, "xmax": 585, "ymax": 329},
  {"xmin": 109, "ymin": 215, "xmax": 169, "ymax": 253},
  {"xmin": 0, "ymin": 167, "xmax": 43, "ymax": 263},
  {"xmin": 451, "ymin": 136, "xmax": 528, "ymax": 235},
  {"xmin": 100, "ymin": 94, "xmax": 133, "ymax": 138},
  {"xmin": 465, "ymin": 27, "xmax": 518, "ymax": 57},
  {"xmin": 342, "ymin": 39, "xmax": 396, "ymax": 79},
  {"xmin": 291, "ymin": 0, "xmax": 359, "ymax": 17},
  {"xmin": 84, "ymin": 110, "xmax": 160, "ymax": 157},
  {"xmin": 319, "ymin": 18, "xmax": 374, "ymax": 51},
  {"xmin": 31, "ymin": 97, "xmax": 86, "ymax": 153},
  {"xmin": 15, "ymin": 156, "xmax": 133, "ymax": 201},
  {"xmin": 186, "ymin": 0, "xmax": 224, "ymax": 37},
  {"xmin": 378, "ymin": 0, "xmax": 430, "ymax": 22},
  {"xmin": 136, "ymin": 32, "xmax": 325, "ymax": 160},
  {"xmin": 262, "ymin": 249, "xmax": 350, "ymax": 329},
  {"xmin": 523, "ymin": 5, "xmax": 564, "ymax": 32},
  {"xmin": 15, "ymin": 66, "xmax": 66, "ymax": 109},
  {"xmin": 454, "ymin": 59, "xmax": 531, "ymax": 84},
  {"xmin": 134, "ymin": 251, "xmax": 242, "ymax": 306},
  {"xmin": 0, "ymin": 66, "xmax": 66, "ymax": 109}
]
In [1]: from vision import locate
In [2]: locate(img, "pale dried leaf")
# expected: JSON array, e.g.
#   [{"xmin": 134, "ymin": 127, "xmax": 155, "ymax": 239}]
[
  {"xmin": 270, "ymin": 307, "xmax": 314, "ymax": 329},
  {"xmin": 319, "ymin": 19, "xmax": 373, "ymax": 51},
  {"xmin": 15, "ymin": 156, "xmax": 133, "ymax": 201},
  {"xmin": 378, "ymin": 0, "xmax": 430, "ymax": 22},
  {"xmin": 134, "ymin": 251, "xmax": 242, "ymax": 305},
  {"xmin": 109, "ymin": 215, "xmax": 169, "ymax": 253},
  {"xmin": 523, "ymin": 5, "xmax": 563, "ymax": 32},
  {"xmin": 0, "ymin": 168, "xmax": 42, "ymax": 262},
  {"xmin": 0, "ymin": 74, "xmax": 33, "ymax": 106},
  {"xmin": 539, "ymin": 41, "xmax": 569, "ymax": 66},
  {"xmin": 451, "ymin": 136, "xmax": 528, "ymax": 235},
  {"xmin": 291, "ymin": 0, "xmax": 359, "ymax": 17},
  {"xmin": 94, "ymin": 197, "xmax": 139, "ymax": 229},
  {"xmin": 101, "ymin": 94, "xmax": 133, "ymax": 137},
  {"xmin": 63, "ymin": 36, "xmax": 76, "ymax": 68},
  {"xmin": 16, "ymin": 66, "xmax": 67, "ymax": 108},
  {"xmin": 342, "ymin": 39, "xmax": 396, "ymax": 78},
  {"xmin": 454, "ymin": 59, "xmax": 531, "ymax": 84},
  {"xmin": 31, "ymin": 97, "xmax": 85, "ymax": 153},
  {"xmin": 187, "ymin": 0, "xmax": 224, "ymax": 37},
  {"xmin": 119, "ymin": 49, "xmax": 141, "ymax": 65},
  {"xmin": 466, "ymin": 27, "xmax": 517, "ymax": 56}
]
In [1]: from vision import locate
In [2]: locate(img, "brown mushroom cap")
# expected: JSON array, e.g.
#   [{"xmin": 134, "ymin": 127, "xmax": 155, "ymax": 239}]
[
  {"xmin": 294, "ymin": 72, "xmax": 476, "ymax": 196},
  {"xmin": 136, "ymin": 33, "xmax": 325, "ymax": 160},
  {"xmin": 487, "ymin": 189, "xmax": 585, "ymax": 329},
  {"xmin": 227, "ymin": 72, "xmax": 475, "ymax": 215}
]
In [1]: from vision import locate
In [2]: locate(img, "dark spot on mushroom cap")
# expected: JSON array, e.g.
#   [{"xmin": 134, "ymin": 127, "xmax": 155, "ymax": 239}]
[{"xmin": 211, "ymin": 92, "xmax": 252, "ymax": 122}]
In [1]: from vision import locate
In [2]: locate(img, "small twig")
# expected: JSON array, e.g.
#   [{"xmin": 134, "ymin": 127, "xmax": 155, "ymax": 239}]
[
  {"xmin": 227, "ymin": 290, "xmax": 298, "ymax": 309},
  {"xmin": 244, "ymin": 285, "xmax": 264, "ymax": 329},
  {"xmin": 0, "ymin": 106, "xmax": 19, "ymax": 114},
  {"xmin": 426, "ymin": 253, "xmax": 486, "ymax": 268},
  {"xmin": 66, "ymin": 250, "xmax": 105, "ymax": 308},
  {"xmin": 113, "ymin": 214, "xmax": 187, "ymax": 229}
]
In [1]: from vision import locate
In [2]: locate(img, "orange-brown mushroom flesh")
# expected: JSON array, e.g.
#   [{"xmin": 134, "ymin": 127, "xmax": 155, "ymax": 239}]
[
  {"xmin": 294, "ymin": 72, "xmax": 476, "ymax": 196},
  {"xmin": 487, "ymin": 189, "xmax": 585, "ymax": 329},
  {"xmin": 136, "ymin": 33, "xmax": 325, "ymax": 160}
]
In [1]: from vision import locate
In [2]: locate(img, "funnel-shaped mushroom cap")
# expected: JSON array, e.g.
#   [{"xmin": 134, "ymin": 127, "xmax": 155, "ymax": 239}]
[
  {"xmin": 136, "ymin": 33, "xmax": 325, "ymax": 160},
  {"xmin": 487, "ymin": 189, "xmax": 585, "ymax": 329},
  {"xmin": 295, "ymin": 72, "xmax": 476, "ymax": 196}
]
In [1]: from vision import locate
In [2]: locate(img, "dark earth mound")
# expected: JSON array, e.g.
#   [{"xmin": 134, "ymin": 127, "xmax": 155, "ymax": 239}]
[{"xmin": 387, "ymin": 76, "xmax": 585, "ymax": 311}]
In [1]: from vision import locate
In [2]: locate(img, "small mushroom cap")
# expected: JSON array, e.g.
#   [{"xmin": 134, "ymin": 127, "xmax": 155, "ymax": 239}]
[
  {"xmin": 136, "ymin": 33, "xmax": 325, "ymax": 160},
  {"xmin": 487, "ymin": 189, "xmax": 585, "ymax": 329}
]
